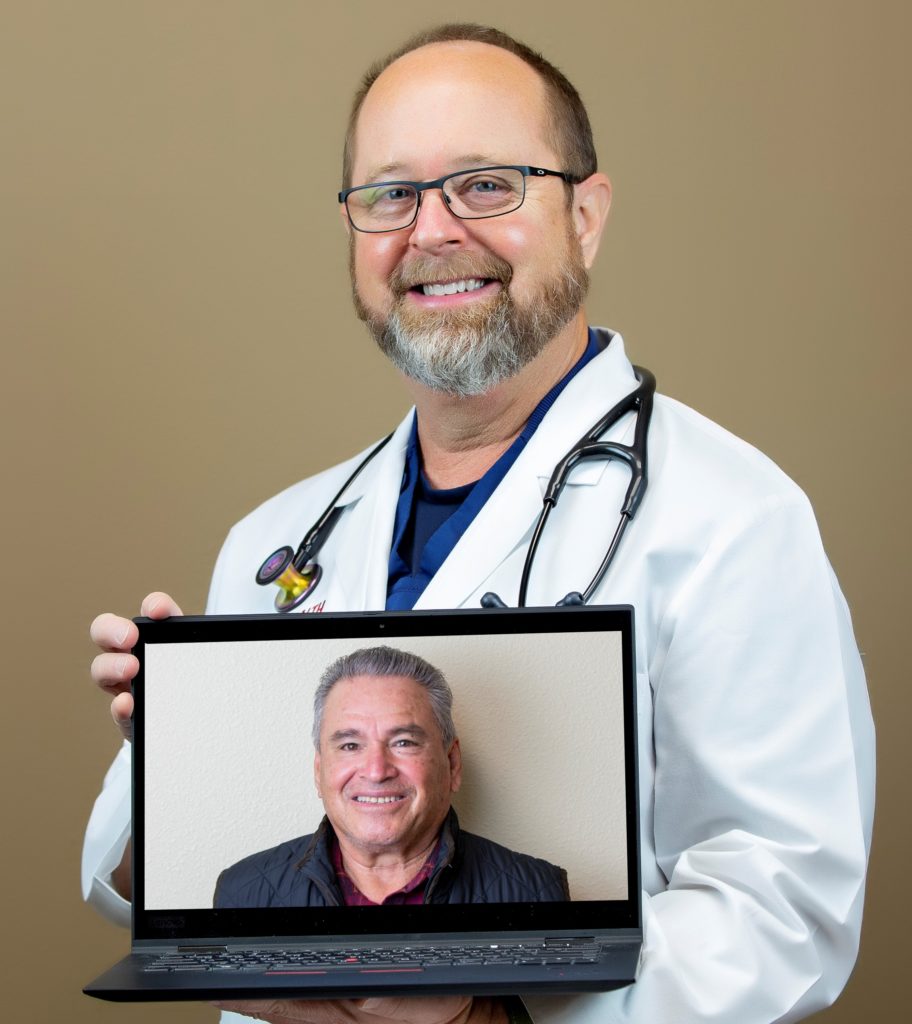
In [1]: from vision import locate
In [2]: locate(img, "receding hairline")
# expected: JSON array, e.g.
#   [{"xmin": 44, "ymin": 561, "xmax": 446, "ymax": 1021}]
[
  {"xmin": 366, "ymin": 38, "xmax": 548, "ymax": 96},
  {"xmin": 349, "ymin": 40, "xmax": 550, "ymax": 177},
  {"xmin": 317, "ymin": 677, "xmax": 450, "ymax": 750},
  {"xmin": 326, "ymin": 671, "xmax": 437, "ymax": 695},
  {"xmin": 342, "ymin": 32, "xmax": 595, "ymax": 189},
  {"xmin": 314, "ymin": 664, "xmax": 456, "ymax": 750}
]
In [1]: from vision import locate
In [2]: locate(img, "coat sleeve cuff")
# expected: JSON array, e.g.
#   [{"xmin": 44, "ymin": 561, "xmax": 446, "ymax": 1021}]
[{"xmin": 81, "ymin": 741, "xmax": 132, "ymax": 928}]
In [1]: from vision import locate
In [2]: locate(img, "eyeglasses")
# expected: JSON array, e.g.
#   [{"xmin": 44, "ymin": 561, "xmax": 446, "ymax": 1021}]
[{"xmin": 338, "ymin": 165, "xmax": 577, "ymax": 233}]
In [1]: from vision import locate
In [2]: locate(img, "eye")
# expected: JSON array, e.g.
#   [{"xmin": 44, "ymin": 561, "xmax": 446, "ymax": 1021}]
[
  {"xmin": 392, "ymin": 738, "xmax": 419, "ymax": 748},
  {"xmin": 338, "ymin": 742, "xmax": 360, "ymax": 752},
  {"xmin": 360, "ymin": 184, "xmax": 415, "ymax": 209},
  {"xmin": 449, "ymin": 170, "xmax": 524, "ymax": 213},
  {"xmin": 462, "ymin": 175, "xmax": 510, "ymax": 195}
]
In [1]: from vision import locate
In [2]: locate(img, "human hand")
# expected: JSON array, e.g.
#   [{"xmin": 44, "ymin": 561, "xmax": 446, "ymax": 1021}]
[
  {"xmin": 212, "ymin": 995, "xmax": 507, "ymax": 1024},
  {"xmin": 89, "ymin": 591, "xmax": 183, "ymax": 741}
]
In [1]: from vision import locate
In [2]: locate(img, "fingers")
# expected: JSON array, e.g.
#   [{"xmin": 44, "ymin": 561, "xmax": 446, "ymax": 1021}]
[
  {"xmin": 212, "ymin": 1000, "xmax": 333, "ymax": 1024},
  {"xmin": 90, "ymin": 651, "xmax": 139, "ymax": 696},
  {"xmin": 89, "ymin": 592, "xmax": 183, "ymax": 743},
  {"xmin": 90, "ymin": 612, "xmax": 138, "ymax": 654},
  {"xmin": 89, "ymin": 593, "xmax": 183, "ymax": 653},
  {"xmin": 359, "ymin": 997, "xmax": 473, "ymax": 1024},
  {"xmin": 111, "ymin": 691, "xmax": 134, "ymax": 741},
  {"xmin": 211, "ymin": 997, "xmax": 475, "ymax": 1024},
  {"xmin": 140, "ymin": 591, "xmax": 183, "ymax": 619},
  {"xmin": 89, "ymin": 593, "xmax": 183, "ymax": 687},
  {"xmin": 377, "ymin": 998, "xmax": 498, "ymax": 1024}
]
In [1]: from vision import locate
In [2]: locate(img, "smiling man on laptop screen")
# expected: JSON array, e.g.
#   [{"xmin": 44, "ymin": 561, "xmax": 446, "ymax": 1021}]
[{"xmin": 214, "ymin": 647, "xmax": 569, "ymax": 908}]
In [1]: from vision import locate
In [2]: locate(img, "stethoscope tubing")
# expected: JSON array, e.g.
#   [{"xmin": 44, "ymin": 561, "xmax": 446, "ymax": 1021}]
[
  {"xmin": 516, "ymin": 366, "xmax": 654, "ymax": 607},
  {"xmin": 290, "ymin": 431, "xmax": 394, "ymax": 572}
]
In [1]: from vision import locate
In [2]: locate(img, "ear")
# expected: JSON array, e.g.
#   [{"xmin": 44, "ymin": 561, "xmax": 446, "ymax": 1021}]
[
  {"xmin": 448, "ymin": 738, "xmax": 463, "ymax": 794},
  {"xmin": 339, "ymin": 200, "xmax": 353, "ymax": 237},
  {"xmin": 313, "ymin": 751, "xmax": 322, "ymax": 800},
  {"xmin": 571, "ymin": 173, "xmax": 612, "ymax": 269}
]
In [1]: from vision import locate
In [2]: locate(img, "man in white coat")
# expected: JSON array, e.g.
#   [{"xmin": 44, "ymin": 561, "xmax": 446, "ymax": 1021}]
[{"xmin": 85, "ymin": 23, "xmax": 874, "ymax": 1024}]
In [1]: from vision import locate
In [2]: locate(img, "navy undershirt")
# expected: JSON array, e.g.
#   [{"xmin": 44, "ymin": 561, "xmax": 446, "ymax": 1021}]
[{"xmin": 385, "ymin": 329, "xmax": 603, "ymax": 610}]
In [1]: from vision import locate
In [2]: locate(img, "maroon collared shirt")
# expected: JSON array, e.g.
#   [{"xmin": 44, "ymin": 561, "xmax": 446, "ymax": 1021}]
[{"xmin": 330, "ymin": 834, "xmax": 441, "ymax": 906}]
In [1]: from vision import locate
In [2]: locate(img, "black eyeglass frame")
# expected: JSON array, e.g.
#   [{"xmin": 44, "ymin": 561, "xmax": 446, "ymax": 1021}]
[{"xmin": 338, "ymin": 165, "xmax": 578, "ymax": 233}]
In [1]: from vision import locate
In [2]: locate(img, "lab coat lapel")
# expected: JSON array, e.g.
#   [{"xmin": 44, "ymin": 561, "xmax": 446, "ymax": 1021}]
[
  {"xmin": 318, "ymin": 414, "xmax": 411, "ymax": 611},
  {"xmin": 414, "ymin": 333, "xmax": 640, "ymax": 609}
]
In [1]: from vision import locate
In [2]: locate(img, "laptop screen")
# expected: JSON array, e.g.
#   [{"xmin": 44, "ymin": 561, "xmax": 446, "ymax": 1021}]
[{"xmin": 132, "ymin": 606, "xmax": 639, "ymax": 943}]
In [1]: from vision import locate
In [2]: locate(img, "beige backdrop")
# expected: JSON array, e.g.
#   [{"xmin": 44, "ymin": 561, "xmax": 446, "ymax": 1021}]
[{"xmin": 2, "ymin": 1, "xmax": 908, "ymax": 1021}]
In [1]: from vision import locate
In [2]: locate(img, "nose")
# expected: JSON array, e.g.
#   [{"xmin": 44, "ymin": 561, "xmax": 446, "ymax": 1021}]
[
  {"xmin": 407, "ymin": 187, "xmax": 469, "ymax": 254},
  {"xmin": 359, "ymin": 742, "xmax": 397, "ymax": 783}
]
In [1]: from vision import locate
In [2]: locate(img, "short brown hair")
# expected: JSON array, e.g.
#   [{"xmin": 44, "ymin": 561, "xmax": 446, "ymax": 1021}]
[{"xmin": 342, "ymin": 23, "xmax": 598, "ymax": 188}]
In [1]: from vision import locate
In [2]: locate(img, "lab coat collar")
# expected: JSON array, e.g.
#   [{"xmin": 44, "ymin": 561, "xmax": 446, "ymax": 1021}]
[
  {"xmin": 315, "ymin": 415, "xmax": 411, "ymax": 608},
  {"xmin": 415, "ymin": 329, "xmax": 640, "ymax": 608},
  {"xmin": 522, "ymin": 328, "xmax": 639, "ymax": 485}
]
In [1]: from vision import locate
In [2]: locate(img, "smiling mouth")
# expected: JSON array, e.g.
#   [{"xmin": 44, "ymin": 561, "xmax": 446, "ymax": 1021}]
[
  {"xmin": 353, "ymin": 795, "xmax": 406, "ymax": 804},
  {"xmin": 416, "ymin": 278, "xmax": 491, "ymax": 297}
]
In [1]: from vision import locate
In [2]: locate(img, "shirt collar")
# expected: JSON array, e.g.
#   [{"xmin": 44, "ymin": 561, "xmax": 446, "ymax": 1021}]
[{"xmin": 329, "ymin": 830, "xmax": 443, "ymax": 907}]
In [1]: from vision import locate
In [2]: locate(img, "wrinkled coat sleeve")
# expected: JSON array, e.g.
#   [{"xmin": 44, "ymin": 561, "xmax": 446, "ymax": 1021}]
[
  {"xmin": 525, "ymin": 494, "xmax": 874, "ymax": 1024},
  {"xmin": 81, "ymin": 740, "xmax": 132, "ymax": 928}
]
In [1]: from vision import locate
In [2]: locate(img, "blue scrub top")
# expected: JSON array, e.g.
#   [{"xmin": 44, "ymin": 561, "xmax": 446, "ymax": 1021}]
[{"xmin": 386, "ymin": 328, "xmax": 603, "ymax": 610}]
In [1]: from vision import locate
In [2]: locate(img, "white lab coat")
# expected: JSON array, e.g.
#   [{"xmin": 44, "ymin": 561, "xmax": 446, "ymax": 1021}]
[{"xmin": 83, "ymin": 331, "xmax": 875, "ymax": 1023}]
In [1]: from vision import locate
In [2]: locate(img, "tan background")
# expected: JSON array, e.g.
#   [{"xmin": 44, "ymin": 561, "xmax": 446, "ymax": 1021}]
[{"xmin": 1, "ymin": 0, "xmax": 907, "ymax": 1021}]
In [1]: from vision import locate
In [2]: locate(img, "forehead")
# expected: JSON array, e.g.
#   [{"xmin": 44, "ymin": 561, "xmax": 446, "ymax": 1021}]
[
  {"xmin": 322, "ymin": 674, "xmax": 435, "ymax": 724},
  {"xmin": 351, "ymin": 41, "xmax": 556, "ymax": 182}
]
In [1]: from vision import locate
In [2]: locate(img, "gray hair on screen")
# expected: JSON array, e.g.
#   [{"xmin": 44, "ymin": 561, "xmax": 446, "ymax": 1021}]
[{"xmin": 312, "ymin": 646, "xmax": 456, "ymax": 750}]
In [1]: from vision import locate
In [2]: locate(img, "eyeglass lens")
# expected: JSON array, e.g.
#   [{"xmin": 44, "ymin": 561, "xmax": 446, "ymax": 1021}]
[{"xmin": 346, "ymin": 167, "xmax": 526, "ymax": 231}]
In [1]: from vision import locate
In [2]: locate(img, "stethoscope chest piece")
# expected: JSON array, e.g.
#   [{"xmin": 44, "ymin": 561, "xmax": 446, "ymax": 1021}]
[{"xmin": 256, "ymin": 545, "xmax": 322, "ymax": 612}]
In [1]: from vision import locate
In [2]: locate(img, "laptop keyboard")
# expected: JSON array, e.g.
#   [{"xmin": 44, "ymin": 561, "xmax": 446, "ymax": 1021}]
[{"xmin": 143, "ymin": 940, "xmax": 602, "ymax": 973}]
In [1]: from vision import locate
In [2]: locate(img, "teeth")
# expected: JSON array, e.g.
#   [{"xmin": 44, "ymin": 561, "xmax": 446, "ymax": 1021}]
[
  {"xmin": 355, "ymin": 795, "xmax": 403, "ymax": 804},
  {"xmin": 421, "ymin": 278, "xmax": 487, "ymax": 296}
]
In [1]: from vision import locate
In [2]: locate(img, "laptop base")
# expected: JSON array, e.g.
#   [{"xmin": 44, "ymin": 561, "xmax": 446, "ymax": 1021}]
[{"xmin": 85, "ymin": 943, "xmax": 640, "ymax": 1001}]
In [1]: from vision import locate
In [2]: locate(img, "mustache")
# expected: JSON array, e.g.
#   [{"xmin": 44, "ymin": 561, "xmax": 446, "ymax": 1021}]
[{"xmin": 390, "ymin": 252, "xmax": 513, "ymax": 296}]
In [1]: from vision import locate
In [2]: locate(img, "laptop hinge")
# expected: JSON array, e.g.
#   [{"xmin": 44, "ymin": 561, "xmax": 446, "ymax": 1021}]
[{"xmin": 177, "ymin": 945, "xmax": 229, "ymax": 953}]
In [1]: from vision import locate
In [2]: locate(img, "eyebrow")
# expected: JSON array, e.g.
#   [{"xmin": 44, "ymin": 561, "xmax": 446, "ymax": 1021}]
[
  {"xmin": 361, "ymin": 154, "xmax": 506, "ymax": 184},
  {"xmin": 327, "ymin": 724, "xmax": 430, "ymax": 744}
]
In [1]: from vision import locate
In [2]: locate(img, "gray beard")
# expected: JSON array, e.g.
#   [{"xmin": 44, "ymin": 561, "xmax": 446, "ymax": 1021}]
[{"xmin": 352, "ymin": 242, "xmax": 589, "ymax": 398}]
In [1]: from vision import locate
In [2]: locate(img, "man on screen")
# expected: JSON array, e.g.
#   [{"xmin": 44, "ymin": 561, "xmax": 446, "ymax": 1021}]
[{"xmin": 214, "ymin": 647, "xmax": 569, "ymax": 908}]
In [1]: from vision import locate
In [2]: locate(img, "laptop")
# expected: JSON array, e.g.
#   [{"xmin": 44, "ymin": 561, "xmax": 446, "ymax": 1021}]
[{"xmin": 85, "ymin": 604, "xmax": 641, "ymax": 1001}]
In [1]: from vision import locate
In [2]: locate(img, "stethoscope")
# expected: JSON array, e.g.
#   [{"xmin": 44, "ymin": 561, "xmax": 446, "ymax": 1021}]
[{"xmin": 255, "ymin": 367, "xmax": 655, "ymax": 611}]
